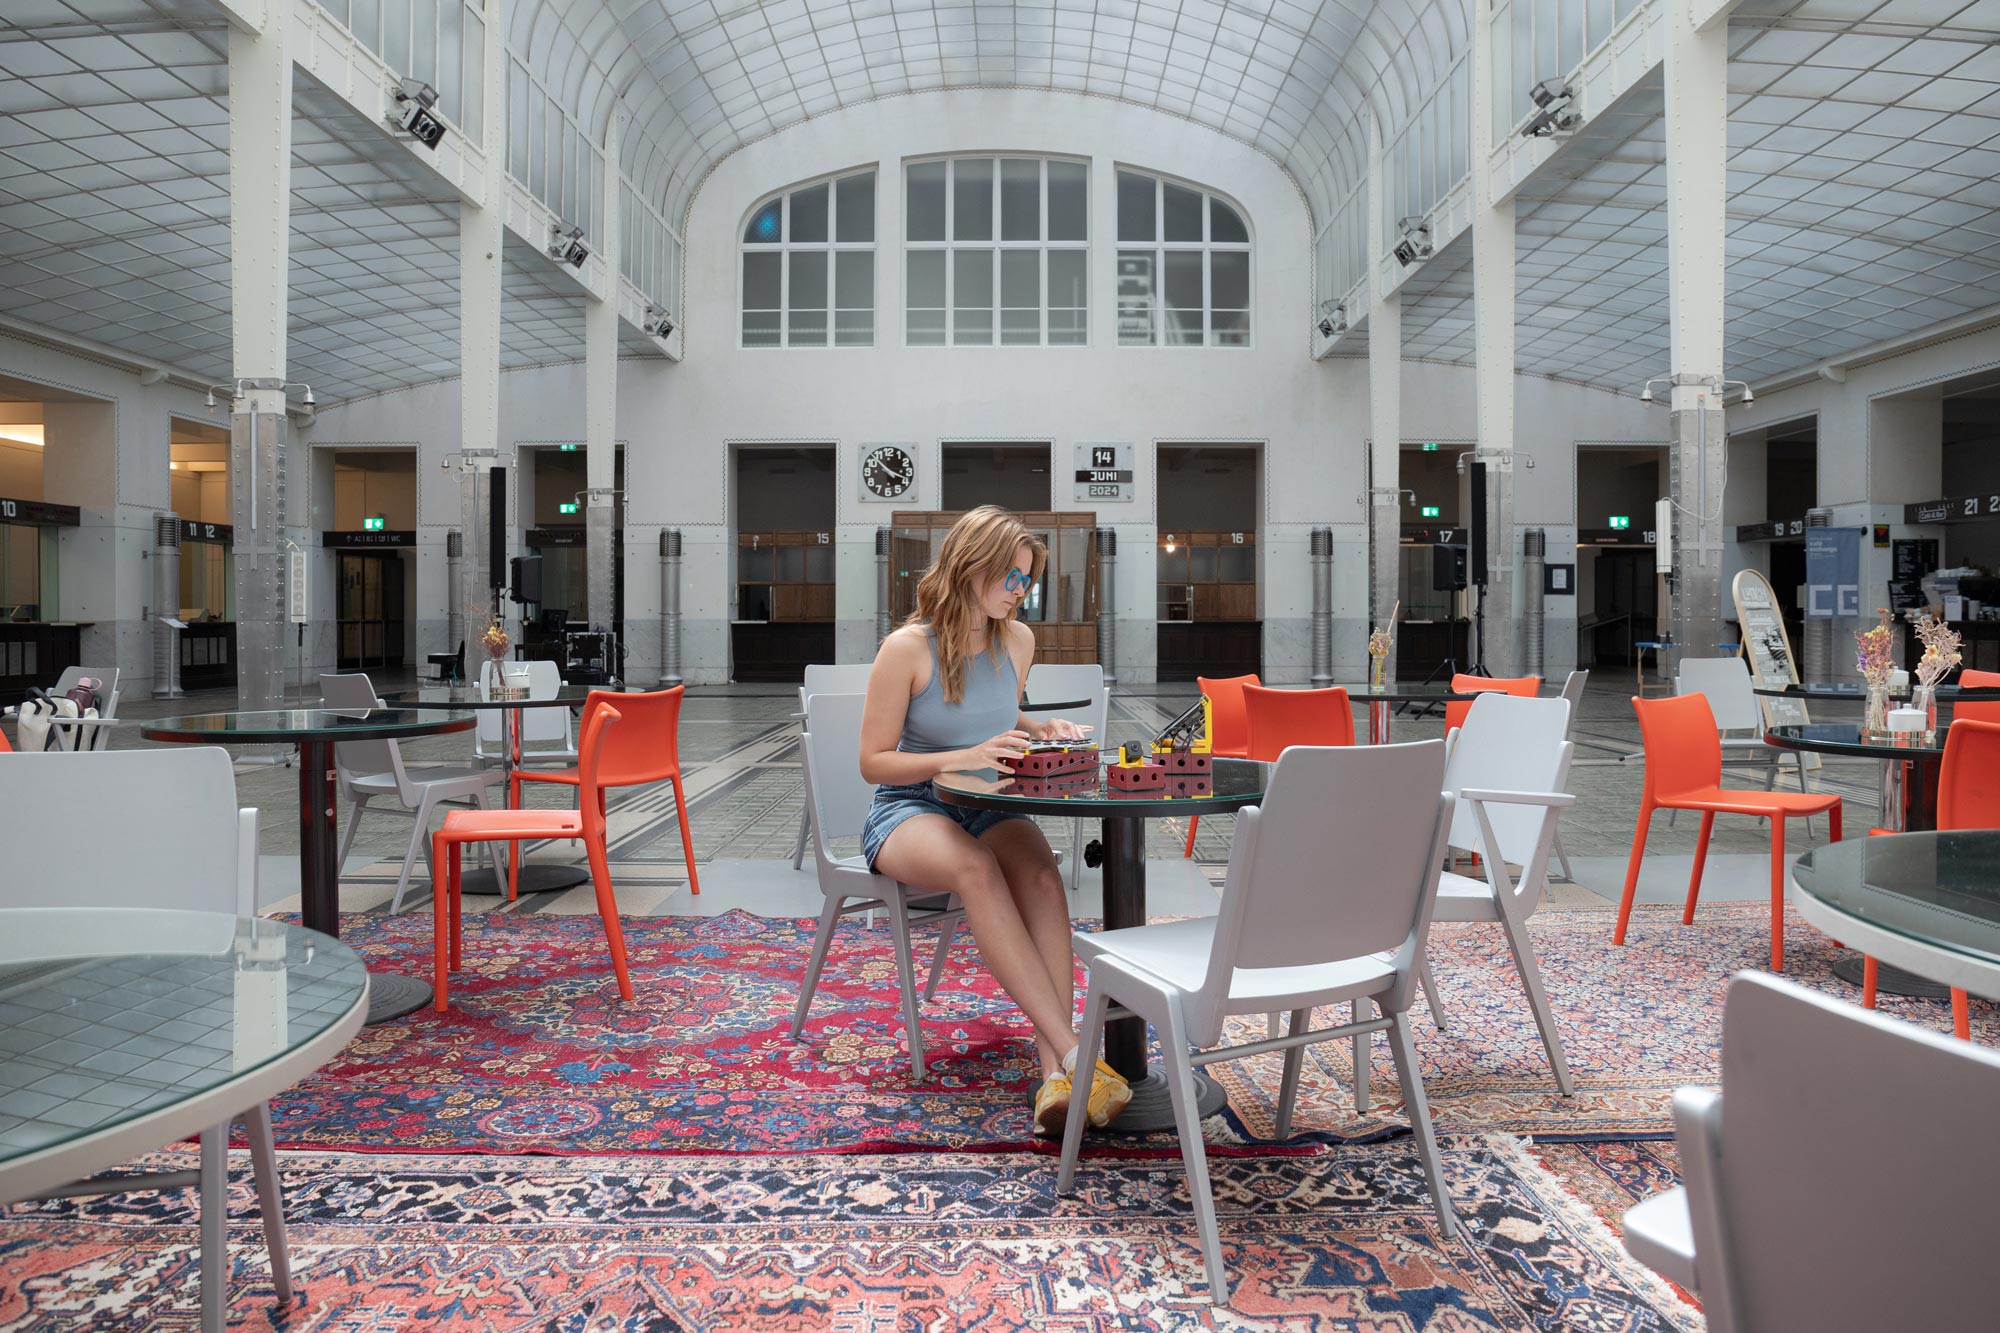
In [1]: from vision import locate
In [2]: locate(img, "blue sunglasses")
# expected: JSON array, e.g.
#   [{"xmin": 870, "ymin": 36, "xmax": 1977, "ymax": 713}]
[{"xmin": 1004, "ymin": 568, "xmax": 1037, "ymax": 593}]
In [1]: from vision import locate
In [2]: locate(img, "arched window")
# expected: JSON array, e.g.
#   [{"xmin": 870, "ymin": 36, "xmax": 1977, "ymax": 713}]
[
  {"xmin": 1115, "ymin": 171, "xmax": 1251, "ymax": 347},
  {"xmin": 741, "ymin": 169, "xmax": 876, "ymax": 348},
  {"xmin": 904, "ymin": 156, "xmax": 1089, "ymax": 347}
]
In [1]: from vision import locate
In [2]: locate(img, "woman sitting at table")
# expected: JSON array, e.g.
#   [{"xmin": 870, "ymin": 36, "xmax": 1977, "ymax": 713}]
[{"xmin": 859, "ymin": 505, "xmax": 1129, "ymax": 1135}]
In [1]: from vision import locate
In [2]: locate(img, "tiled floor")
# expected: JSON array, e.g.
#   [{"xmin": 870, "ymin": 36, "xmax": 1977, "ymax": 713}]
[{"xmin": 41, "ymin": 673, "xmax": 1888, "ymax": 921}]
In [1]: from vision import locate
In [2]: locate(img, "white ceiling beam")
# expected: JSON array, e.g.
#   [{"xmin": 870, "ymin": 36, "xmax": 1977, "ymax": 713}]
[
  {"xmin": 207, "ymin": 0, "xmax": 267, "ymax": 35},
  {"xmin": 0, "ymin": 316, "xmax": 214, "ymax": 393},
  {"xmin": 502, "ymin": 180, "xmax": 612, "ymax": 304}
]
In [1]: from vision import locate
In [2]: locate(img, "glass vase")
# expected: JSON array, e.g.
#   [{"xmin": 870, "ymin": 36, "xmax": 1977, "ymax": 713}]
[
  {"xmin": 1863, "ymin": 682, "xmax": 1890, "ymax": 737},
  {"xmin": 1371, "ymin": 656, "xmax": 1386, "ymax": 690},
  {"xmin": 1912, "ymin": 683, "xmax": 1937, "ymax": 741}
]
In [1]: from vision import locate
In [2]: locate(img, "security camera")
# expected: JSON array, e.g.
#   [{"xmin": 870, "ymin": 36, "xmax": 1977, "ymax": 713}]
[
  {"xmin": 391, "ymin": 79, "xmax": 446, "ymax": 149},
  {"xmin": 642, "ymin": 307, "xmax": 674, "ymax": 339},
  {"xmin": 548, "ymin": 222, "xmax": 590, "ymax": 269},
  {"xmin": 1741, "ymin": 386, "xmax": 1755, "ymax": 404},
  {"xmin": 1640, "ymin": 385, "xmax": 1653, "ymax": 403},
  {"xmin": 300, "ymin": 385, "xmax": 315, "ymax": 408}
]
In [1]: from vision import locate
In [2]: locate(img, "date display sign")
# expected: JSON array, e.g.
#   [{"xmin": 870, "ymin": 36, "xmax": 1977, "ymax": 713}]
[{"xmin": 1074, "ymin": 443, "xmax": 1135, "ymax": 503}]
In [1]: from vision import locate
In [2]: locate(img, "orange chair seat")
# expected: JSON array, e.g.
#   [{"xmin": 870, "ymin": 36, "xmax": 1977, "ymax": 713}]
[
  {"xmin": 1657, "ymin": 787, "xmax": 1843, "ymax": 819},
  {"xmin": 439, "ymin": 808, "xmax": 584, "ymax": 840}
]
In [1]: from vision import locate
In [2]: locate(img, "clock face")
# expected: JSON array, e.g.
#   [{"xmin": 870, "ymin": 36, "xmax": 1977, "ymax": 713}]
[{"xmin": 862, "ymin": 445, "xmax": 915, "ymax": 499}]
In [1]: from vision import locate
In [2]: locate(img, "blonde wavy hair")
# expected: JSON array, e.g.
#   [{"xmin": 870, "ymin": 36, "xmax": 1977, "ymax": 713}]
[{"xmin": 907, "ymin": 505, "xmax": 1046, "ymax": 704}]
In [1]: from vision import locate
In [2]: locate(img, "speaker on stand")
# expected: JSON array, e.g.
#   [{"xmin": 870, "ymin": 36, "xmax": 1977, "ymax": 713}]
[
  {"xmin": 1466, "ymin": 458, "xmax": 1492, "ymax": 676},
  {"xmin": 488, "ymin": 466, "xmax": 509, "ymax": 619}
]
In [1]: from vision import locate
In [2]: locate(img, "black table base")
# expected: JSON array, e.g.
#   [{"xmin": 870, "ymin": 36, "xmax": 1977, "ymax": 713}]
[
  {"xmin": 1830, "ymin": 953, "xmax": 1952, "ymax": 1001},
  {"xmin": 366, "ymin": 974, "xmax": 437, "ymax": 1022},
  {"xmin": 1102, "ymin": 1069, "xmax": 1229, "ymax": 1135},
  {"xmin": 458, "ymin": 862, "xmax": 590, "ymax": 898}
]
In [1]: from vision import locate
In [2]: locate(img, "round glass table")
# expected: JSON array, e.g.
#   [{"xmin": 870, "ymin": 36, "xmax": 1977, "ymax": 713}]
[
  {"xmin": 1334, "ymin": 682, "xmax": 1511, "ymax": 744},
  {"xmin": 1751, "ymin": 681, "xmax": 2000, "ymax": 705},
  {"xmin": 1792, "ymin": 831, "xmax": 2000, "ymax": 1010},
  {"xmin": 0, "ymin": 908, "xmax": 367, "ymax": 1328},
  {"xmin": 934, "ymin": 757, "xmax": 1269, "ymax": 1132},
  {"xmin": 1764, "ymin": 722, "xmax": 1952, "ymax": 833},
  {"xmin": 382, "ymin": 685, "xmax": 602, "ymax": 898},
  {"xmin": 141, "ymin": 708, "xmax": 474, "ymax": 1022}
]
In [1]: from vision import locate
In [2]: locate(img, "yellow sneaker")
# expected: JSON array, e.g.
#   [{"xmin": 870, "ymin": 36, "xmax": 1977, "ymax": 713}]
[
  {"xmin": 1084, "ymin": 1059, "xmax": 1132, "ymax": 1128},
  {"xmin": 1033, "ymin": 1074, "xmax": 1075, "ymax": 1138}
]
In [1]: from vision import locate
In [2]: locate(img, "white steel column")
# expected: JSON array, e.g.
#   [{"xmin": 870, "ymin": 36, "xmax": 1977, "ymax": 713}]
[
  {"xmin": 1366, "ymin": 116, "xmax": 1404, "ymax": 682},
  {"xmin": 227, "ymin": 17, "xmax": 293, "ymax": 711},
  {"xmin": 459, "ymin": 4, "xmax": 506, "ymax": 623},
  {"xmin": 1663, "ymin": 0, "xmax": 1731, "ymax": 662},
  {"xmin": 1471, "ymin": 0, "xmax": 1517, "ymax": 676},
  {"xmin": 584, "ymin": 109, "xmax": 623, "ymax": 638}
]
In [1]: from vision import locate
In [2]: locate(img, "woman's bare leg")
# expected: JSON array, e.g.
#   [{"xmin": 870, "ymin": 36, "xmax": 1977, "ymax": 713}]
[
  {"xmin": 875, "ymin": 814, "xmax": 1077, "ymax": 1077},
  {"xmin": 977, "ymin": 819, "xmax": 1076, "ymax": 1074}
]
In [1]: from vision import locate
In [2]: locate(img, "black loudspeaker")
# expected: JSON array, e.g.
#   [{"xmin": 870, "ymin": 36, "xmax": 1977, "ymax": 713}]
[
  {"xmin": 510, "ymin": 554, "xmax": 542, "ymax": 606},
  {"xmin": 1431, "ymin": 544, "xmax": 1467, "ymax": 591},
  {"xmin": 487, "ymin": 467, "xmax": 508, "ymax": 591},
  {"xmin": 1467, "ymin": 459, "xmax": 1489, "ymax": 587}
]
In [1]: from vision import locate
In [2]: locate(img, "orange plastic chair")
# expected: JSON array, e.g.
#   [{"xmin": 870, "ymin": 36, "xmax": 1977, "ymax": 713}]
[
  {"xmin": 1955, "ymin": 668, "xmax": 2000, "ymax": 725},
  {"xmin": 511, "ymin": 685, "xmax": 700, "ymax": 895},
  {"xmin": 1860, "ymin": 717, "xmax": 2000, "ymax": 1038},
  {"xmin": 1616, "ymin": 692, "xmax": 1844, "ymax": 970},
  {"xmin": 1183, "ymin": 673, "xmax": 1260, "ymax": 857},
  {"xmin": 1444, "ymin": 674, "xmax": 1541, "ymax": 735},
  {"xmin": 1242, "ymin": 684, "xmax": 1354, "ymax": 760},
  {"xmin": 430, "ymin": 703, "xmax": 631, "ymax": 1012}
]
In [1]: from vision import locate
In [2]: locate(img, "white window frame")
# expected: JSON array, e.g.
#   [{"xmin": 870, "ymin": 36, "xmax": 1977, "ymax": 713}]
[
  {"xmin": 904, "ymin": 156, "xmax": 1090, "ymax": 348},
  {"xmin": 1115, "ymin": 169, "xmax": 1253, "ymax": 349},
  {"xmin": 740, "ymin": 168, "xmax": 877, "ymax": 349}
]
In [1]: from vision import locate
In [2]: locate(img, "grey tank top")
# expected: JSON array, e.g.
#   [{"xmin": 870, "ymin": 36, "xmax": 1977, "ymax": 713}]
[{"xmin": 899, "ymin": 628, "xmax": 1020, "ymax": 756}]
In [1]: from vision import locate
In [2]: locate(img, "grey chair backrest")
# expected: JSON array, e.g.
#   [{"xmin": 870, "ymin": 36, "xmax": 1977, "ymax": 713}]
[
  {"xmin": 1198, "ymin": 739, "xmax": 1452, "ymax": 1044},
  {"xmin": 1442, "ymin": 694, "xmax": 1573, "ymax": 865},
  {"xmin": 1558, "ymin": 669, "xmax": 1587, "ymax": 737},
  {"xmin": 0, "ymin": 747, "xmax": 256, "ymax": 914},
  {"xmin": 319, "ymin": 671, "xmax": 401, "ymax": 780},
  {"xmin": 1676, "ymin": 656, "xmax": 1761, "ymax": 733},
  {"xmin": 802, "ymin": 691, "xmax": 877, "ymax": 848},
  {"xmin": 802, "ymin": 663, "xmax": 876, "ymax": 706},
  {"xmin": 1023, "ymin": 662, "xmax": 1109, "ymax": 741},
  {"xmin": 1694, "ymin": 972, "xmax": 2000, "ymax": 1332}
]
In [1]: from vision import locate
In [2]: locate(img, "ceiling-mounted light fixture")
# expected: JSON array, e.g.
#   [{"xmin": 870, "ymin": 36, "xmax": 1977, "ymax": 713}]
[
  {"xmin": 1316, "ymin": 299, "xmax": 1348, "ymax": 338},
  {"xmin": 1393, "ymin": 217, "xmax": 1432, "ymax": 268},
  {"xmin": 642, "ymin": 305, "xmax": 674, "ymax": 338},
  {"xmin": 548, "ymin": 222, "xmax": 590, "ymax": 269},
  {"xmin": 390, "ymin": 78, "xmax": 446, "ymax": 150},
  {"xmin": 1522, "ymin": 79, "xmax": 1581, "ymax": 138}
]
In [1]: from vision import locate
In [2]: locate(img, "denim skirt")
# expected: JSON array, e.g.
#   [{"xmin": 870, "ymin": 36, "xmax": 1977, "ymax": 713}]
[{"xmin": 860, "ymin": 781, "xmax": 1029, "ymax": 872}]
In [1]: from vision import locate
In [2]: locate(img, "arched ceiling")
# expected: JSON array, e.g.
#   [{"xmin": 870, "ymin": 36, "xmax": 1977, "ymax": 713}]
[{"xmin": 509, "ymin": 0, "xmax": 1472, "ymax": 229}]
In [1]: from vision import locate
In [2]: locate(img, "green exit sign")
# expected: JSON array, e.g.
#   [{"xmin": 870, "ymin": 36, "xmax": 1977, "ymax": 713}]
[
  {"xmin": 1421, "ymin": 442, "xmax": 1440, "ymax": 451},
  {"xmin": 362, "ymin": 516, "xmax": 385, "ymax": 531},
  {"xmin": 1609, "ymin": 515, "xmax": 1631, "ymax": 529},
  {"xmin": 559, "ymin": 443, "xmax": 581, "ymax": 452},
  {"xmin": 1421, "ymin": 505, "xmax": 1441, "ymax": 518},
  {"xmin": 558, "ymin": 502, "xmax": 579, "ymax": 515}
]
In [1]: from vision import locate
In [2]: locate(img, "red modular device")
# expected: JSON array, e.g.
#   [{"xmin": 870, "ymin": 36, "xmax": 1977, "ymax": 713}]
[
  {"xmin": 1167, "ymin": 774, "xmax": 1212, "ymax": 797},
  {"xmin": 1011, "ymin": 770, "xmax": 1100, "ymax": 799},
  {"xmin": 1014, "ymin": 745, "xmax": 1100, "ymax": 777},
  {"xmin": 1105, "ymin": 759, "xmax": 1168, "ymax": 790},
  {"xmin": 1157, "ymin": 750, "xmax": 1212, "ymax": 775}
]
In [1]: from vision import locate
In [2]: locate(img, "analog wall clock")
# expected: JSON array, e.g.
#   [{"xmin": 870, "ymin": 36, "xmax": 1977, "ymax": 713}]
[{"xmin": 860, "ymin": 443, "xmax": 916, "ymax": 501}]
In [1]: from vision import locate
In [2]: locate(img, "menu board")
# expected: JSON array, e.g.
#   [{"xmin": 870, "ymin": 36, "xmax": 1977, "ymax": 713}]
[
  {"xmin": 1889, "ymin": 538, "xmax": 1939, "ymax": 612},
  {"xmin": 1732, "ymin": 569, "xmax": 1816, "ymax": 764}
]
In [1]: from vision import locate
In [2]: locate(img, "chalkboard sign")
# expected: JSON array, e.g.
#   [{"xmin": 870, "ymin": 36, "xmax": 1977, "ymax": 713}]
[{"xmin": 1889, "ymin": 537, "xmax": 1939, "ymax": 612}]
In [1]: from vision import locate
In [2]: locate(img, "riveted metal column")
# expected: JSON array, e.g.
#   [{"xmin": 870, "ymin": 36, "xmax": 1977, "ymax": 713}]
[
  {"xmin": 1472, "ymin": 0, "xmax": 1517, "ymax": 677},
  {"xmin": 1664, "ymin": 0, "xmax": 1732, "ymax": 664},
  {"xmin": 459, "ymin": 0, "xmax": 504, "ymax": 631},
  {"xmin": 1310, "ymin": 526, "xmax": 1333, "ymax": 687},
  {"xmin": 227, "ymin": 15, "xmax": 292, "ymax": 714},
  {"xmin": 1367, "ymin": 115, "xmax": 1403, "ymax": 684},
  {"xmin": 660, "ymin": 529, "xmax": 683, "ymax": 686},
  {"xmin": 585, "ymin": 108, "xmax": 624, "ymax": 638},
  {"xmin": 1523, "ymin": 528, "xmax": 1546, "ymax": 677},
  {"xmin": 152, "ymin": 513, "xmax": 182, "ymax": 698},
  {"xmin": 445, "ymin": 529, "xmax": 465, "ymax": 664},
  {"xmin": 875, "ymin": 526, "xmax": 893, "ymax": 646},
  {"xmin": 1096, "ymin": 527, "xmax": 1117, "ymax": 687}
]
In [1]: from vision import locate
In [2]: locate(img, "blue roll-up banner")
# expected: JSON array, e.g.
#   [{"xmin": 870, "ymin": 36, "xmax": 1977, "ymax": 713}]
[{"xmin": 1804, "ymin": 527, "xmax": 1862, "ymax": 619}]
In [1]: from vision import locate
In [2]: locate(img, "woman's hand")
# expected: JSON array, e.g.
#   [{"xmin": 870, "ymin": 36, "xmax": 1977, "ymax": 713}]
[
  {"xmin": 1038, "ymin": 717, "xmax": 1093, "ymax": 741},
  {"xmin": 961, "ymin": 729, "xmax": 1034, "ymax": 772}
]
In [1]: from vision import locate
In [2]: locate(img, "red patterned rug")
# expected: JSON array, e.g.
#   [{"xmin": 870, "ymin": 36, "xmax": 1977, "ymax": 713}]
[
  {"xmin": 266, "ymin": 902, "xmax": 1984, "ymax": 1156},
  {"xmin": 0, "ymin": 1134, "xmax": 1701, "ymax": 1331}
]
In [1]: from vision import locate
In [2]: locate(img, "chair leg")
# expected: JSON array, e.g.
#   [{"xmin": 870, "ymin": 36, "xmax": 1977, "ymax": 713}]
[
  {"xmin": 922, "ymin": 916, "xmax": 957, "ymax": 1002},
  {"xmin": 585, "ymin": 828, "xmax": 633, "ymax": 1001},
  {"xmin": 432, "ymin": 833, "xmax": 452, "ymax": 1012},
  {"xmin": 242, "ymin": 1103, "xmax": 294, "ymax": 1308},
  {"xmin": 1795, "ymin": 753, "xmax": 1816, "ymax": 837},
  {"xmin": 1551, "ymin": 826, "xmax": 1573, "ymax": 882},
  {"xmin": 671, "ymin": 775, "xmax": 701, "ymax": 896},
  {"xmin": 1068, "ymin": 816, "xmax": 1084, "ymax": 891},
  {"xmin": 1058, "ymin": 983, "xmax": 1110, "ymax": 1191},
  {"xmin": 1385, "ymin": 1009, "xmax": 1458, "ymax": 1239},
  {"xmin": 1351, "ymin": 995, "xmax": 1371, "ymax": 1115},
  {"xmin": 448, "ymin": 841, "xmax": 463, "ymax": 970},
  {"xmin": 1769, "ymin": 818, "xmax": 1787, "ymax": 972},
  {"xmin": 336, "ymin": 795, "xmax": 370, "ymax": 874},
  {"xmin": 791, "ymin": 801, "xmax": 811, "ymax": 871},
  {"xmin": 791, "ymin": 896, "xmax": 845, "ymax": 1040},
  {"xmin": 1273, "ymin": 1005, "xmax": 1312, "ymax": 1140},
  {"xmin": 1494, "ymin": 910, "xmax": 1574, "ymax": 1096},
  {"xmin": 1953, "ymin": 987, "xmax": 1970, "ymax": 1039},
  {"xmin": 1417, "ymin": 957, "xmax": 1447, "ymax": 1032},
  {"xmin": 389, "ymin": 792, "xmax": 435, "ymax": 915},
  {"xmin": 1862, "ymin": 955, "xmax": 1878, "ymax": 1008},
  {"xmin": 881, "ymin": 891, "xmax": 928, "ymax": 1080},
  {"xmin": 1183, "ymin": 816, "xmax": 1199, "ymax": 858},
  {"xmin": 1159, "ymin": 993, "xmax": 1229, "ymax": 1304},
  {"xmin": 1684, "ymin": 810, "xmax": 1716, "ymax": 925},
  {"xmin": 1614, "ymin": 805, "xmax": 1655, "ymax": 945},
  {"xmin": 198, "ymin": 1121, "xmax": 227, "ymax": 1333}
]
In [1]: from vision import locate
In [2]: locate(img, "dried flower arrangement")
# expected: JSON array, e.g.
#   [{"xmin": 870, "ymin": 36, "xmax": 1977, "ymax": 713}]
[
  {"xmin": 1853, "ymin": 608, "xmax": 1896, "ymax": 687},
  {"xmin": 1912, "ymin": 610, "xmax": 1963, "ymax": 689}
]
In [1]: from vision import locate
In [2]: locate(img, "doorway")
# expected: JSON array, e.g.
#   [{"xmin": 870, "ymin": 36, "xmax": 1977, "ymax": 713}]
[
  {"xmin": 940, "ymin": 443, "xmax": 1052, "ymax": 511},
  {"xmin": 337, "ymin": 552, "xmax": 406, "ymax": 669},
  {"xmin": 732, "ymin": 445, "xmax": 836, "ymax": 682},
  {"xmin": 1156, "ymin": 444, "xmax": 1260, "ymax": 681}
]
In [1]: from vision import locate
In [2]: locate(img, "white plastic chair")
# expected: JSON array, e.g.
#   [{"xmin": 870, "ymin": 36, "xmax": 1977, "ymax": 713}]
[
  {"xmin": 791, "ymin": 662, "xmax": 878, "ymax": 869},
  {"xmin": 322, "ymin": 671, "xmax": 502, "ymax": 912},
  {"xmin": 0, "ymin": 747, "xmax": 292, "ymax": 1328},
  {"xmin": 1429, "ymin": 693, "xmax": 1578, "ymax": 1095},
  {"xmin": 1023, "ymin": 661, "xmax": 1109, "ymax": 891},
  {"xmin": 1549, "ymin": 668, "xmax": 1587, "ymax": 879},
  {"xmin": 473, "ymin": 658, "xmax": 577, "ymax": 768},
  {"xmin": 791, "ymin": 691, "xmax": 968, "ymax": 1079},
  {"xmin": 1057, "ymin": 739, "xmax": 1458, "ymax": 1305},
  {"xmin": 1674, "ymin": 656, "xmax": 1815, "ymax": 833},
  {"xmin": 1623, "ymin": 971, "xmax": 2000, "ymax": 1333}
]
